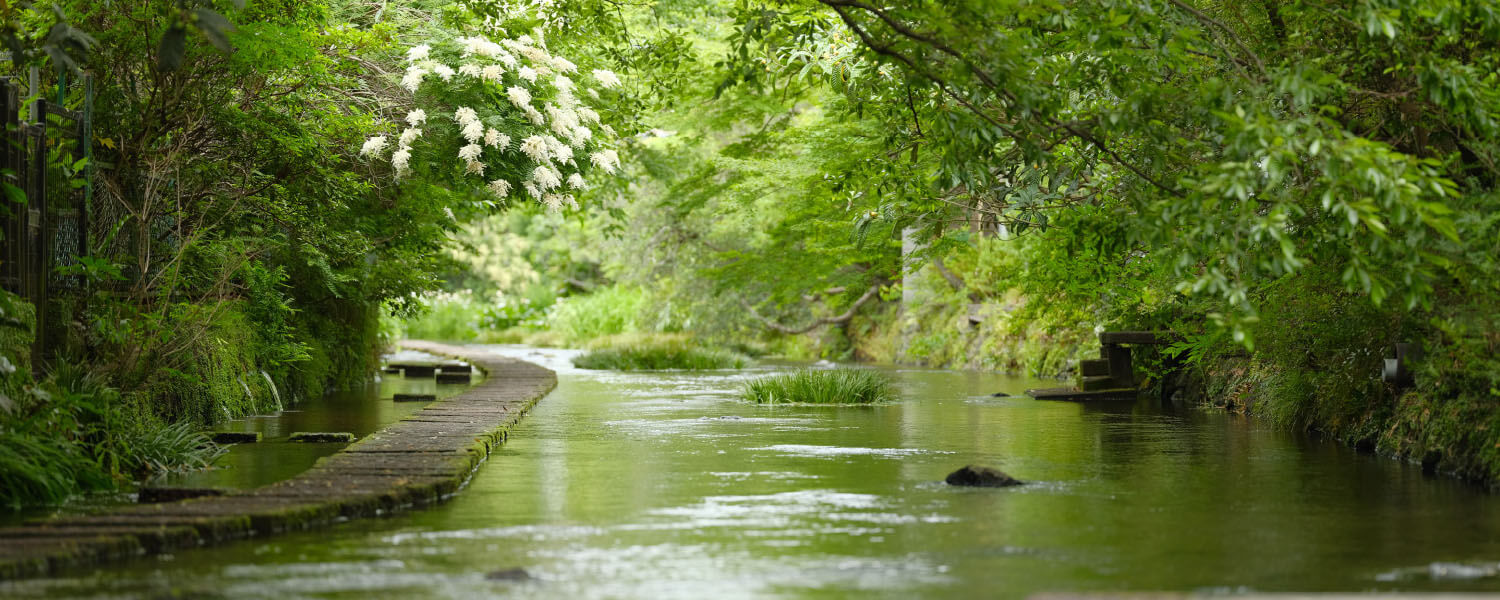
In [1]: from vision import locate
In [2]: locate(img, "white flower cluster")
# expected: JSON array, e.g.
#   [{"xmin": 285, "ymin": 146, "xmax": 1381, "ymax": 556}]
[{"xmin": 363, "ymin": 30, "xmax": 624, "ymax": 211}]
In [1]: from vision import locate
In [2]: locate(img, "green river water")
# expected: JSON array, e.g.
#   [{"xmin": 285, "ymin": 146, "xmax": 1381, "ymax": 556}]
[{"xmin": 5, "ymin": 345, "xmax": 1500, "ymax": 598}]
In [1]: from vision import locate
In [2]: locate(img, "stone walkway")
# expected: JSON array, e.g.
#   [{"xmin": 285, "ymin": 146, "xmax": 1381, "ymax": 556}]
[{"xmin": 0, "ymin": 341, "xmax": 555, "ymax": 579}]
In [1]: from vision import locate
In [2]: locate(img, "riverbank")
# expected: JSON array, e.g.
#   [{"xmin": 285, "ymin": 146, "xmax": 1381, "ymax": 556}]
[
  {"xmin": 0, "ymin": 341, "xmax": 555, "ymax": 580},
  {"xmin": 1183, "ymin": 354, "xmax": 1500, "ymax": 490}
]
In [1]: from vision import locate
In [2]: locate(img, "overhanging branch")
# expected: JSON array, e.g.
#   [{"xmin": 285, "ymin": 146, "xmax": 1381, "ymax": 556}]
[{"xmin": 741, "ymin": 285, "xmax": 882, "ymax": 335}]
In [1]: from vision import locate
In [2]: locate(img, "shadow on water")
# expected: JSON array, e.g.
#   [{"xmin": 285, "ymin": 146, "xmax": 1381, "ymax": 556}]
[
  {"xmin": 6, "ymin": 345, "xmax": 1500, "ymax": 599},
  {"xmin": 160, "ymin": 361, "xmax": 478, "ymax": 491}
]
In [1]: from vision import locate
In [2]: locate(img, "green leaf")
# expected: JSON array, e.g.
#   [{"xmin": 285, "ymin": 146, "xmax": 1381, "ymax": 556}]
[
  {"xmin": 2, "ymin": 183, "xmax": 25, "ymax": 204},
  {"xmin": 158, "ymin": 26, "xmax": 188, "ymax": 72},
  {"xmin": 193, "ymin": 9, "xmax": 236, "ymax": 54}
]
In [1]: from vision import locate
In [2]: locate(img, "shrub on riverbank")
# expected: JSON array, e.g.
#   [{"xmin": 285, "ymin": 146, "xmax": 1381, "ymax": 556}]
[
  {"xmin": 573, "ymin": 334, "xmax": 746, "ymax": 370},
  {"xmin": 741, "ymin": 368, "xmax": 894, "ymax": 404},
  {"xmin": 1, "ymin": 360, "xmax": 223, "ymax": 509}
]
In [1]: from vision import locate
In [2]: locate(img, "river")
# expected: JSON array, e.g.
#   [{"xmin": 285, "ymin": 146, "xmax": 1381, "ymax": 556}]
[{"xmin": 6, "ymin": 345, "xmax": 1500, "ymax": 598}]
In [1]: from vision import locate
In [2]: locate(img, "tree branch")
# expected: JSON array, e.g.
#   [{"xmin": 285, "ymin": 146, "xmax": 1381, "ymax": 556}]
[{"xmin": 741, "ymin": 285, "xmax": 881, "ymax": 334}]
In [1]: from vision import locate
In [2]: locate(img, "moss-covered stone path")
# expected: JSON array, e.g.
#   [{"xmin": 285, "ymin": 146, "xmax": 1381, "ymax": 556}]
[{"xmin": 0, "ymin": 341, "xmax": 555, "ymax": 579}]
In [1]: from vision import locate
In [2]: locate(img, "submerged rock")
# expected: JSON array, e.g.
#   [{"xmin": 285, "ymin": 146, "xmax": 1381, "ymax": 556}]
[
  {"xmin": 393, "ymin": 393, "xmax": 437, "ymax": 402},
  {"xmin": 990, "ymin": 392, "xmax": 1011, "ymax": 398},
  {"xmin": 485, "ymin": 567, "xmax": 532, "ymax": 581},
  {"xmin": 945, "ymin": 465, "xmax": 1022, "ymax": 487}
]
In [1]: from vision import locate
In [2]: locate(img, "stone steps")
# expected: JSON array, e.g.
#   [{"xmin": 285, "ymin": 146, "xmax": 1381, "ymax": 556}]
[{"xmin": 1027, "ymin": 331, "xmax": 1173, "ymax": 401}]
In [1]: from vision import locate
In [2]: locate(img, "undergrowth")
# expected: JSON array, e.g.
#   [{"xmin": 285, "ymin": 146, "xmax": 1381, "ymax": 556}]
[{"xmin": 1, "ymin": 363, "xmax": 224, "ymax": 509}]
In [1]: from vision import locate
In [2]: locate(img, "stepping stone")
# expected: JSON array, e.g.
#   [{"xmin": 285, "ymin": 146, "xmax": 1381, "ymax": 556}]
[
  {"xmin": 210, "ymin": 432, "xmax": 261, "ymax": 444},
  {"xmin": 137, "ymin": 487, "xmax": 226, "ymax": 504},
  {"xmin": 439, "ymin": 363, "xmax": 473, "ymax": 374},
  {"xmin": 382, "ymin": 366, "xmax": 402, "ymax": 374},
  {"xmin": 402, "ymin": 365, "xmax": 437, "ymax": 377},
  {"xmin": 393, "ymin": 393, "xmax": 437, "ymax": 402},
  {"xmin": 435, "ymin": 372, "xmax": 471, "ymax": 384},
  {"xmin": 288, "ymin": 432, "xmax": 355, "ymax": 443}
]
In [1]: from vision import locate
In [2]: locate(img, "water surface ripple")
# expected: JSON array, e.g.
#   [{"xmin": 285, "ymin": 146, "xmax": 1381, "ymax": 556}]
[{"xmin": 6, "ymin": 345, "xmax": 1500, "ymax": 599}]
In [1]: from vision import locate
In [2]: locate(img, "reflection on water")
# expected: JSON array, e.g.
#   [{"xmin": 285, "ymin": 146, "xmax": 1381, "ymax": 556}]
[
  {"xmin": 7, "ymin": 345, "xmax": 1500, "ymax": 599},
  {"xmin": 164, "ymin": 351, "xmax": 477, "ymax": 490}
]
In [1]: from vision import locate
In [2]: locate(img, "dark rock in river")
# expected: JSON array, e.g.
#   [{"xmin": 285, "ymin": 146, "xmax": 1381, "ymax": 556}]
[
  {"xmin": 990, "ymin": 391, "xmax": 1010, "ymax": 397},
  {"xmin": 485, "ymin": 567, "xmax": 532, "ymax": 581},
  {"xmin": 945, "ymin": 465, "xmax": 1022, "ymax": 487}
]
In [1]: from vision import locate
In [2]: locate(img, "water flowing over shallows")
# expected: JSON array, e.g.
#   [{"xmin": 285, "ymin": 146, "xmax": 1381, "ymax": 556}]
[{"xmin": 8, "ymin": 346, "xmax": 1500, "ymax": 599}]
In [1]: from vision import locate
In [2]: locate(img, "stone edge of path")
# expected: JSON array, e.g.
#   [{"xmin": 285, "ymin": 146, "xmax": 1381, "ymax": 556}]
[{"xmin": 0, "ymin": 340, "xmax": 556, "ymax": 580}]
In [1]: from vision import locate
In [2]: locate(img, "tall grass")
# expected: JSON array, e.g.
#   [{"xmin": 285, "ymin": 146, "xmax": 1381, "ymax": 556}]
[
  {"xmin": 572, "ymin": 333, "xmax": 747, "ymax": 370},
  {"xmin": 740, "ymin": 368, "xmax": 895, "ymax": 404}
]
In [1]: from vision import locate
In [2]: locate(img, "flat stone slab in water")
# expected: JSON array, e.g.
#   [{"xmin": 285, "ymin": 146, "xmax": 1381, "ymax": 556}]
[
  {"xmin": 210, "ymin": 432, "xmax": 261, "ymax": 444},
  {"xmin": 393, "ymin": 393, "xmax": 437, "ymax": 402},
  {"xmin": 435, "ymin": 372, "xmax": 472, "ymax": 384},
  {"xmin": 289, "ymin": 432, "xmax": 356, "ymax": 443}
]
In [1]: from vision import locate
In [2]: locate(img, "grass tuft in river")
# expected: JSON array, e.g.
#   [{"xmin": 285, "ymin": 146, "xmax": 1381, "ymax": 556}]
[
  {"xmin": 572, "ymin": 333, "xmax": 747, "ymax": 370},
  {"xmin": 741, "ymin": 368, "xmax": 894, "ymax": 404}
]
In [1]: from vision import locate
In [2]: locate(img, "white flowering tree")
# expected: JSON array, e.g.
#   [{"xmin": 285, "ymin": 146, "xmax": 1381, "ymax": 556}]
[{"xmin": 361, "ymin": 30, "xmax": 623, "ymax": 212}]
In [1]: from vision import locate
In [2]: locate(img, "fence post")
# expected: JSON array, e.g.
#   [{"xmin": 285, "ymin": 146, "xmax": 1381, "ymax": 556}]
[
  {"xmin": 82, "ymin": 74, "xmax": 92, "ymax": 261},
  {"xmin": 29, "ymin": 99, "xmax": 47, "ymax": 365},
  {"xmin": 1, "ymin": 82, "xmax": 13, "ymax": 293}
]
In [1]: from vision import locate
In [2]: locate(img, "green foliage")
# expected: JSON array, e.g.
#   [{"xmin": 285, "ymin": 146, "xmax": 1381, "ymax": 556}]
[
  {"xmin": 741, "ymin": 368, "xmax": 894, "ymax": 405},
  {"xmin": 572, "ymin": 333, "xmax": 747, "ymax": 370},
  {"xmin": 403, "ymin": 290, "xmax": 548, "ymax": 342},
  {"xmin": 548, "ymin": 286, "xmax": 645, "ymax": 344},
  {"xmin": 0, "ymin": 360, "xmax": 223, "ymax": 509}
]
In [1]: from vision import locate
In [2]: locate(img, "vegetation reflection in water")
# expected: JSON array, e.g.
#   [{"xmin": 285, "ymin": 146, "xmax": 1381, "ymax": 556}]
[{"xmin": 8, "ymin": 346, "xmax": 1500, "ymax": 599}]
